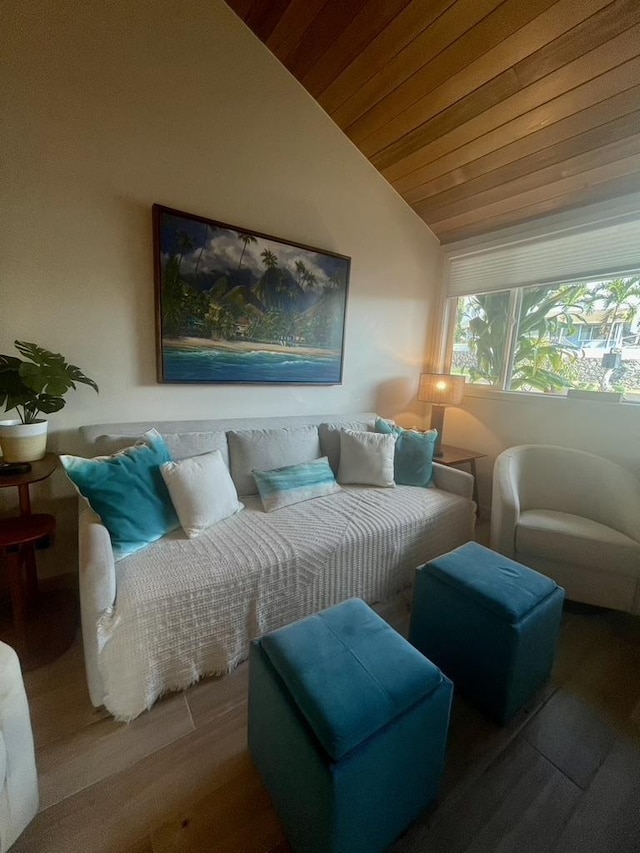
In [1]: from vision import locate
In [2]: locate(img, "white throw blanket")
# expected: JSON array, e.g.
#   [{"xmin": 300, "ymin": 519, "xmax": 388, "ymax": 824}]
[{"xmin": 96, "ymin": 485, "xmax": 470, "ymax": 720}]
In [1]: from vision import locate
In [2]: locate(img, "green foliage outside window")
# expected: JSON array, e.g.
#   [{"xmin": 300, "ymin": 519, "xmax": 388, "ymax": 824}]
[{"xmin": 453, "ymin": 277, "xmax": 640, "ymax": 395}]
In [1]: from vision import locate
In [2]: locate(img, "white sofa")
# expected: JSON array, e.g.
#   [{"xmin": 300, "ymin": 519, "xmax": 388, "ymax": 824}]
[
  {"xmin": 491, "ymin": 444, "xmax": 640, "ymax": 613},
  {"xmin": 77, "ymin": 413, "xmax": 475, "ymax": 721},
  {"xmin": 0, "ymin": 642, "xmax": 38, "ymax": 852}
]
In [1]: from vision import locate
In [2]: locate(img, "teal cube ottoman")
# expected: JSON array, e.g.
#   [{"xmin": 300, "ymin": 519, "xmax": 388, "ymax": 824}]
[
  {"xmin": 248, "ymin": 598, "xmax": 453, "ymax": 853},
  {"xmin": 409, "ymin": 542, "xmax": 564, "ymax": 724}
]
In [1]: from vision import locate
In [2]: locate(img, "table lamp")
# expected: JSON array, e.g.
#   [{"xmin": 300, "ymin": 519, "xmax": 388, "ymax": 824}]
[{"xmin": 418, "ymin": 373, "xmax": 465, "ymax": 457}]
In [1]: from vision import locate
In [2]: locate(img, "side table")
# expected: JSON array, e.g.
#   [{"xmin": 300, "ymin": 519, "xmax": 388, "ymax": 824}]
[
  {"xmin": 0, "ymin": 453, "xmax": 59, "ymax": 510},
  {"xmin": 0, "ymin": 514, "xmax": 56, "ymax": 647},
  {"xmin": 0, "ymin": 452, "xmax": 58, "ymax": 570},
  {"xmin": 435, "ymin": 444, "xmax": 486, "ymax": 512},
  {"xmin": 0, "ymin": 453, "xmax": 76, "ymax": 669}
]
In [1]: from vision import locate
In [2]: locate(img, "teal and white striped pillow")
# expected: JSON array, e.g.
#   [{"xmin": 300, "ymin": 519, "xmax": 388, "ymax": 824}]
[{"xmin": 253, "ymin": 456, "xmax": 340, "ymax": 512}]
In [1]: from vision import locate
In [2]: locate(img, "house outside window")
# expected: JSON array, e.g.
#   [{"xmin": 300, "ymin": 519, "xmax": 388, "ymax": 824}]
[{"xmin": 448, "ymin": 277, "xmax": 640, "ymax": 397}]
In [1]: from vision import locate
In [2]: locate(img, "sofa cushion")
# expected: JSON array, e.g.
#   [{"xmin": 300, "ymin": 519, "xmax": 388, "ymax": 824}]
[
  {"xmin": 160, "ymin": 450, "xmax": 244, "ymax": 538},
  {"xmin": 337, "ymin": 429, "xmax": 396, "ymax": 487},
  {"xmin": 375, "ymin": 418, "xmax": 437, "ymax": 487},
  {"xmin": 60, "ymin": 429, "xmax": 179, "ymax": 560},
  {"xmin": 516, "ymin": 509, "xmax": 640, "ymax": 578},
  {"xmin": 253, "ymin": 457, "xmax": 340, "ymax": 512},
  {"xmin": 260, "ymin": 598, "xmax": 445, "ymax": 760},
  {"xmin": 95, "ymin": 431, "xmax": 229, "ymax": 467},
  {"xmin": 318, "ymin": 419, "xmax": 375, "ymax": 474},
  {"xmin": 227, "ymin": 426, "xmax": 321, "ymax": 496}
]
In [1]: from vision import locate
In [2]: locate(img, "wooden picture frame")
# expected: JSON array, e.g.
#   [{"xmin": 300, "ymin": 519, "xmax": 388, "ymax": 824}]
[{"xmin": 153, "ymin": 205, "xmax": 350, "ymax": 385}]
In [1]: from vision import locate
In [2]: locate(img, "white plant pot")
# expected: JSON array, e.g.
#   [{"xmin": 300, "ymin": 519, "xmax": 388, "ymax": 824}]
[{"xmin": 0, "ymin": 419, "xmax": 49, "ymax": 463}]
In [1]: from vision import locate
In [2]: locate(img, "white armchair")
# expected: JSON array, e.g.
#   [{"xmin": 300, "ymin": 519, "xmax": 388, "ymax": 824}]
[
  {"xmin": 0, "ymin": 642, "xmax": 38, "ymax": 852},
  {"xmin": 491, "ymin": 444, "xmax": 640, "ymax": 613}
]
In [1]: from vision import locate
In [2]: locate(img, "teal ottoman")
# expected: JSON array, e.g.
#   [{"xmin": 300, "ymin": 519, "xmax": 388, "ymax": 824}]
[
  {"xmin": 409, "ymin": 542, "xmax": 564, "ymax": 724},
  {"xmin": 248, "ymin": 598, "xmax": 453, "ymax": 853}
]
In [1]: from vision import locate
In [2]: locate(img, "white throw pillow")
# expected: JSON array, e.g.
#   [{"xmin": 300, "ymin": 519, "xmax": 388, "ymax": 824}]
[
  {"xmin": 318, "ymin": 420, "xmax": 375, "ymax": 474},
  {"xmin": 337, "ymin": 429, "xmax": 396, "ymax": 487},
  {"xmin": 160, "ymin": 450, "xmax": 243, "ymax": 538}
]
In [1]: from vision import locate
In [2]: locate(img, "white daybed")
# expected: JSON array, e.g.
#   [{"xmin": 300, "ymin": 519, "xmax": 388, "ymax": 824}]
[{"xmin": 76, "ymin": 413, "xmax": 475, "ymax": 720}]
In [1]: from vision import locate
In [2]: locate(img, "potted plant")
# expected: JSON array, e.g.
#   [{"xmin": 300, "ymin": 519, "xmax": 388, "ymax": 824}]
[{"xmin": 0, "ymin": 340, "xmax": 98, "ymax": 462}]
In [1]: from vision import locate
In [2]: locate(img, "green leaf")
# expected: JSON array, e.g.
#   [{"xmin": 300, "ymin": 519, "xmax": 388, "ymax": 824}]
[
  {"xmin": 66, "ymin": 365, "xmax": 99, "ymax": 393},
  {"xmin": 33, "ymin": 394, "xmax": 65, "ymax": 414},
  {"xmin": 0, "ymin": 354, "xmax": 23, "ymax": 371},
  {"xmin": 0, "ymin": 356, "xmax": 33, "ymax": 414},
  {"xmin": 14, "ymin": 341, "xmax": 66, "ymax": 370},
  {"xmin": 19, "ymin": 361, "xmax": 74, "ymax": 395},
  {"xmin": 14, "ymin": 340, "xmax": 99, "ymax": 396},
  {"xmin": 0, "ymin": 341, "xmax": 98, "ymax": 421}
]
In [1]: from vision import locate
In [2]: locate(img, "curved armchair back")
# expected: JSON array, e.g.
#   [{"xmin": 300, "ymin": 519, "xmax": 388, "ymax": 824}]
[
  {"xmin": 492, "ymin": 444, "xmax": 640, "ymax": 613},
  {"xmin": 493, "ymin": 445, "xmax": 640, "ymax": 544}
]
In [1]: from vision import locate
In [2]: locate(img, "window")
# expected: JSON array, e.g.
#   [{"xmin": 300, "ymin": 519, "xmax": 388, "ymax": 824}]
[
  {"xmin": 448, "ymin": 277, "xmax": 640, "ymax": 397},
  {"xmin": 443, "ymin": 203, "xmax": 640, "ymax": 399}
]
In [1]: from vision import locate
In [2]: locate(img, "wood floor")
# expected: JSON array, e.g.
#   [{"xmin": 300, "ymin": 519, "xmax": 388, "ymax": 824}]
[{"xmin": 9, "ymin": 592, "xmax": 640, "ymax": 852}]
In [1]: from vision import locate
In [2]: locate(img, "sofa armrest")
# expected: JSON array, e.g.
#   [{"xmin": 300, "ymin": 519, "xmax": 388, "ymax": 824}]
[
  {"xmin": 78, "ymin": 499, "xmax": 116, "ymax": 708},
  {"xmin": 431, "ymin": 462, "xmax": 474, "ymax": 501}
]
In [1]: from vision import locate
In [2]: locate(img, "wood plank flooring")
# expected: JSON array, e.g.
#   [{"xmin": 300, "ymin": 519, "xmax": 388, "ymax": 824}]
[{"xmin": 10, "ymin": 585, "xmax": 640, "ymax": 852}]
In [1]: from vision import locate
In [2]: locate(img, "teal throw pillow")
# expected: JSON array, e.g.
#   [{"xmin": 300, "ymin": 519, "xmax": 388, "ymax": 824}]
[
  {"xmin": 60, "ymin": 429, "xmax": 179, "ymax": 560},
  {"xmin": 253, "ymin": 456, "xmax": 341, "ymax": 512},
  {"xmin": 375, "ymin": 418, "xmax": 437, "ymax": 487}
]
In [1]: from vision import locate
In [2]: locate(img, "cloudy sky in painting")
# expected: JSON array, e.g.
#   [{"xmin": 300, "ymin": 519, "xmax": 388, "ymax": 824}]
[{"xmin": 160, "ymin": 213, "xmax": 349, "ymax": 289}]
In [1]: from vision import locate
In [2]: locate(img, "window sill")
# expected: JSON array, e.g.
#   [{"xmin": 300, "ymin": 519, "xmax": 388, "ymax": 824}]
[{"xmin": 462, "ymin": 384, "xmax": 640, "ymax": 406}]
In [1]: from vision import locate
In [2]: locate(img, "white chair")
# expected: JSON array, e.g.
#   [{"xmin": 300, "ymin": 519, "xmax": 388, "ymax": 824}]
[
  {"xmin": 0, "ymin": 642, "xmax": 38, "ymax": 852},
  {"xmin": 491, "ymin": 444, "xmax": 640, "ymax": 613}
]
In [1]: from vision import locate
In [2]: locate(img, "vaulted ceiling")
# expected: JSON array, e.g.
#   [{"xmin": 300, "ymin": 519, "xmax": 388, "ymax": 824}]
[{"xmin": 225, "ymin": 0, "xmax": 640, "ymax": 244}]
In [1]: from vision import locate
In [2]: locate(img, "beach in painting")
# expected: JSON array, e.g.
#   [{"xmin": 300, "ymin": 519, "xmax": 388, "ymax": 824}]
[{"xmin": 162, "ymin": 337, "xmax": 342, "ymax": 383}]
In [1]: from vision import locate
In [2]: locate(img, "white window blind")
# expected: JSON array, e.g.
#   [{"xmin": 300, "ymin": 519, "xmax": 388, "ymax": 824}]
[{"xmin": 446, "ymin": 215, "xmax": 640, "ymax": 298}]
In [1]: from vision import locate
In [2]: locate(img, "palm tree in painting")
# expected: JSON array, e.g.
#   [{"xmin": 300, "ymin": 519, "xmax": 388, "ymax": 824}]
[
  {"xmin": 303, "ymin": 270, "xmax": 317, "ymax": 293},
  {"xmin": 162, "ymin": 256, "xmax": 188, "ymax": 337},
  {"xmin": 294, "ymin": 260, "xmax": 318, "ymax": 294},
  {"xmin": 326, "ymin": 273, "xmax": 342, "ymax": 291},
  {"xmin": 261, "ymin": 249, "xmax": 278, "ymax": 270},
  {"xmin": 257, "ymin": 249, "xmax": 279, "ymax": 310},
  {"xmin": 237, "ymin": 232, "xmax": 257, "ymax": 270},
  {"xmin": 295, "ymin": 260, "xmax": 308, "ymax": 287},
  {"xmin": 176, "ymin": 231, "xmax": 195, "ymax": 274},
  {"xmin": 193, "ymin": 223, "xmax": 210, "ymax": 279}
]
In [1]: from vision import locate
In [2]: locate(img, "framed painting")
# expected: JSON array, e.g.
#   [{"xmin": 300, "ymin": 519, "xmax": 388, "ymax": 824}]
[{"xmin": 153, "ymin": 205, "xmax": 350, "ymax": 384}]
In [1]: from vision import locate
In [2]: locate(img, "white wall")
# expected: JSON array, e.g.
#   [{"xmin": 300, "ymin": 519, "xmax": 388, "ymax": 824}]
[
  {"xmin": 1, "ymin": 0, "xmax": 441, "ymax": 575},
  {"xmin": 444, "ymin": 392, "xmax": 640, "ymax": 518}
]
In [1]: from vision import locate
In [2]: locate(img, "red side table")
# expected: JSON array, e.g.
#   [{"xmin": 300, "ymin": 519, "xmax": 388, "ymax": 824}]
[
  {"xmin": 0, "ymin": 454, "xmax": 66, "ymax": 666},
  {"xmin": 0, "ymin": 453, "xmax": 58, "ymax": 512},
  {"xmin": 0, "ymin": 453, "xmax": 58, "ymax": 570},
  {"xmin": 0, "ymin": 513, "xmax": 56, "ymax": 646}
]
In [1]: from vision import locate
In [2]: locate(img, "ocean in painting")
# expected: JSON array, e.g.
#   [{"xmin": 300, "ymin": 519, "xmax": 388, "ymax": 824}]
[{"xmin": 163, "ymin": 345, "xmax": 342, "ymax": 384}]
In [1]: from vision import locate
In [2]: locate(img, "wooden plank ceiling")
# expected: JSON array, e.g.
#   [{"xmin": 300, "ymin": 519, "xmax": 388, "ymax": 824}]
[{"xmin": 225, "ymin": 0, "xmax": 640, "ymax": 244}]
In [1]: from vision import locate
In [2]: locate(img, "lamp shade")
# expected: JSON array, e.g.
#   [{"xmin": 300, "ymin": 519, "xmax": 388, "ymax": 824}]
[{"xmin": 418, "ymin": 373, "xmax": 465, "ymax": 406}]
